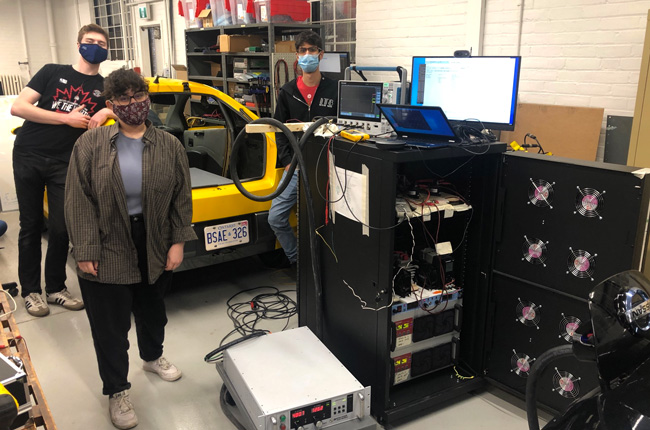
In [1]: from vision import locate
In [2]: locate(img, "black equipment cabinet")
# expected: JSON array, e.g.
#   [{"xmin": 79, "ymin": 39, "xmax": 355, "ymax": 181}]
[
  {"xmin": 297, "ymin": 138, "xmax": 650, "ymax": 425},
  {"xmin": 487, "ymin": 153, "xmax": 650, "ymax": 412}
]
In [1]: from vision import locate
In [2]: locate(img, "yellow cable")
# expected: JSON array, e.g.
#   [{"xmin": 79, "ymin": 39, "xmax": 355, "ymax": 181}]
[
  {"xmin": 453, "ymin": 366, "xmax": 475, "ymax": 380},
  {"xmin": 315, "ymin": 225, "xmax": 338, "ymax": 263}
]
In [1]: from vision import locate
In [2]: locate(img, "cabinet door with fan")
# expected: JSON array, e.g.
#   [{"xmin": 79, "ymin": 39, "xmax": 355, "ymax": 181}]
[{"xmin": 487, "ymin": 151, "xmax": 650, "ymax": 413}]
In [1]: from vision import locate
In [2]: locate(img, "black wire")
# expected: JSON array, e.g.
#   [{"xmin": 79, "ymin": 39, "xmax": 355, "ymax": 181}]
[
  {"xmin": 225, "ymin": 286, "xmax": 297, "ymax": 340},
  {"xmin": 204, "ymin": 286, "xmax": 297, "ymax": 363},
  {"xmin": 204, "ymin": 332, "xmax": 267, "ymax": 363},
  {"xmin": 229, "ymin": 117, "xmax": 333, "ymax": 339},
  {"xmin": 204, "ymin": 286, "xmax": 298, "ymax": 363},
  {"xmin": 413, "ymin": 146, "xmax": 475, "ymax": 179},
  {"xmin": 274, "ymin": 59, "xmax": 289, "ymax": 100}
]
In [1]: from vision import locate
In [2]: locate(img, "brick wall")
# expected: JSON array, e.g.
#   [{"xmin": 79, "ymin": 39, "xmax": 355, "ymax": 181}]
[{"xmin": 357, "ymin": 0, "xmax": 650, "ymax": 160}]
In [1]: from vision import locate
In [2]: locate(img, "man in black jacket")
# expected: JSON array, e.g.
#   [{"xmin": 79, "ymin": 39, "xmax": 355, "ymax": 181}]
[{"xmin": 269, "ymin": 31, "xmax": 337, "ymax": 267}]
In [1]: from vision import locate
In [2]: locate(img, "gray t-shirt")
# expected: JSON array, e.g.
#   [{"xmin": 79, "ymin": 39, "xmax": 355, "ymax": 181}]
[{"xmin": 116, "ymin": 132, "xmax": 144, "ymax": 215}]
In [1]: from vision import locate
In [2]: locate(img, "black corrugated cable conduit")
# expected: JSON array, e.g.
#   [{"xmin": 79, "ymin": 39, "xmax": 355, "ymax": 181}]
[
  {"xmin": 525, "ymin": 344, "xmax": 574, "ymax": 430},
  {"xmin": 230, "ymin": 117, "xmax": 334, "ymax": 339}
]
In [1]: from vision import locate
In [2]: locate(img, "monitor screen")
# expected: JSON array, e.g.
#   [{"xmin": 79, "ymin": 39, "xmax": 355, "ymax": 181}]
[
  {"xmin": 410, "ymin": 56, "xmax": 521, "ymax": 130},
  {"xmin": 337, "ymin": 81, "xmax": 383, "ymax": 122},
  {"xmin": 320, "ymin": 52, "xmax": 350, "ymax": 82}
]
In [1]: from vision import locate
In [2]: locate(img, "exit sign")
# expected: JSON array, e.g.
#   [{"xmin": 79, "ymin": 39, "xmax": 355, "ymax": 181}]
[{"xmin": 138, "ymin": 5, "xmax": 152, "ymax": 20}]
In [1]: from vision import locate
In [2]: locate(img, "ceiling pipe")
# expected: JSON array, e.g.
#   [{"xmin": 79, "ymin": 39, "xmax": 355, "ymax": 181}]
[
  {"xmin": 44, "ymin": 0, "xmax": 59, "ymax": 63},
  {"xmin": 17, "ymin": 0, "xmax": 31, "ymax": 78},
  {"xmin": 74, "ymin": 0, "xmax": 82, "ymax": 29}
]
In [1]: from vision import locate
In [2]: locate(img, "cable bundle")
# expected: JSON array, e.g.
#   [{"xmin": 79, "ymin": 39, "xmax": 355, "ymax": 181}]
[{"xmin": 204, "ymin": 286, "xmax": 297, "ymax": 363}]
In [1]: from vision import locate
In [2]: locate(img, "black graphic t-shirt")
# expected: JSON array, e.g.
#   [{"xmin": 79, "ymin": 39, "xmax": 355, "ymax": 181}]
[{"xmin": 14, "ymin": 64, "xmax": 105, "ymax": 162}]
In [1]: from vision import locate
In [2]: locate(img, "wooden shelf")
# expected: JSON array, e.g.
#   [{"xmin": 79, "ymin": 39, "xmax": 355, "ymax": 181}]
[{"xmin": 0, "ymin": 293, "xmax": 56, "ymax": 430}]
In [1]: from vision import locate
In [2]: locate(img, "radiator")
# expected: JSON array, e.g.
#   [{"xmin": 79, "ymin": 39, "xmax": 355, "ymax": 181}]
[{"xmin": 0, "ymin": 74, "xmax": 24, "ymax": 96}]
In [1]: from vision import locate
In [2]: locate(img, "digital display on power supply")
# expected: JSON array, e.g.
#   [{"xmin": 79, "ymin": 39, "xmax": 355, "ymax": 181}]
[{"xmin": 290, "ymin": 400, "xmax": 332, "ymax": 427}]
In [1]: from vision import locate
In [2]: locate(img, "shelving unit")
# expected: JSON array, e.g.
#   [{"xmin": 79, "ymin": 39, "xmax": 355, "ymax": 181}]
[{"xmin": 185, "ymin": 23, "xmax": 320, "ymax": 116}]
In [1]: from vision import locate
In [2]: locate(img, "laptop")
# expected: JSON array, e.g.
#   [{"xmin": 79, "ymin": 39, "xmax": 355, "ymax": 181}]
[{"xmin": 373, "ymin": 104, "xmax": 460, "ymax": 148}]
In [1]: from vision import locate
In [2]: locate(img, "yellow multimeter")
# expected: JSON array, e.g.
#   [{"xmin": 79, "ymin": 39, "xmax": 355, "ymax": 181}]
[{"xmin": 340, "ymin": 129, "xmax": 370, "ymax": 142}]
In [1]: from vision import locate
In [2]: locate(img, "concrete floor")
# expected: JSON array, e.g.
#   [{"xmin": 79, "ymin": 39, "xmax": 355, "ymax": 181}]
[{"xmin": 0, "ymin": 210, "xmax": 549, "ymax": 429}]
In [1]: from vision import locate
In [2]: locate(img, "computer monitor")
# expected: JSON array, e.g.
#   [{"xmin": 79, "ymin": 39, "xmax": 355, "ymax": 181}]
[
  {"xmin": 320, "ymin": 51, "xmax": 350, "ymax": 82},
  {"xmin": 337, "ymin": 81, "xmax": 383, "ymax": 123},
  {"xmin": 410, "ymin": 56, "xmax": 522, "ymax": 130}
]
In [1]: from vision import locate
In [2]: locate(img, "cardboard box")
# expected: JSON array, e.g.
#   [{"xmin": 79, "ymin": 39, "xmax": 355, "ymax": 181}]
[
  {"xmin": 172, "ymin": 64, "xmax": 188, "ymax": 80},
  {"xmin": 208, "ymin": 61, "xmax": 222, "ymax": 77},
  {"xmin": 274, "ymin": 40, "xmax": 295, "ymax": 53},
  {"xmin": 228, "ymin": 81, "xmax": 246, "ymax": 97},
  {"xmin": 219, "ymin": 34, "xmax": 263, "ymax": 53}
]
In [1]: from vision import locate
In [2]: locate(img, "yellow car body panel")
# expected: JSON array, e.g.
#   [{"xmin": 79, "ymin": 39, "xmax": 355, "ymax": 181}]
[
  {"xmin": 144, "ymin": 77, "xmax": 291, "ymax": 268},
  {"xmin": 145, "ymin": 77, "xmax": 282, "ymax": 224}
]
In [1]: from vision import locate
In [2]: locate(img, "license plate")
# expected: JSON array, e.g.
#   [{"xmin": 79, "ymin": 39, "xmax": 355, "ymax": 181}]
[{"xmin": 204, "ymin": 220, "xmax": 249, "ymax": 251}]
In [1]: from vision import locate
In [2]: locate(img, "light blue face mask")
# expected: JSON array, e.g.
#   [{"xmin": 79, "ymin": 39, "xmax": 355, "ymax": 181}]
[{"xmin": 298, "ymin": 54, "xmax": 320, "ymax": 73}]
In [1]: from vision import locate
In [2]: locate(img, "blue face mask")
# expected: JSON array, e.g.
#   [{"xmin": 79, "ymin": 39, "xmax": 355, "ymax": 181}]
[
  {"xmin": 298, "ymin": 54, "xmax": 320, "ymax": 73},
  {"xmin": 79, "ymin": 43, "xmax": 108, "ymax": 64}
]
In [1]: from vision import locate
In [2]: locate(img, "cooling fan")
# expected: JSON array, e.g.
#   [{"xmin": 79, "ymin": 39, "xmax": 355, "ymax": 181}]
[
  {"xmin": 558, "ymin": 314, "xmax": 581, "ymax": 342},
  {"xmin": 522, "ymin": 236, "xmax": 549, "ymax": 266},
  {"xmin": 527, "ymin": 178, "xmax": 555, "ymax": 208},
  {"xmin": 566, "ymin": 247, "xmax": 596, "ymax": 280},
  {"xmin": 574, "ymin": 186, "xmax": 604, "ymax": 219},
  {"xmin": 516, "ymin": 298, "xmax": 542, "ymax": 329},
  {"xmin": 551, "ymin": 368, "xmax": 581, "ymax": 398},
  {"xmin": 511, "ymin": 349, "xmax": 535, "ymax": 378}
]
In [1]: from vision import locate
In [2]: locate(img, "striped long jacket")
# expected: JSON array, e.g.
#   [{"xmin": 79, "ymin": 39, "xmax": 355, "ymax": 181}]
[{"xmin": 64, "ymin": 121, "xmax": 197, "ymax": 285}]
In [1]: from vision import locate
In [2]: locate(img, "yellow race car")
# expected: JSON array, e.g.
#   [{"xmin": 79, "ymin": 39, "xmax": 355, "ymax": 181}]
[{"xmin": 146, "ymin": 77, "xmax": 290, "ymax": 270}]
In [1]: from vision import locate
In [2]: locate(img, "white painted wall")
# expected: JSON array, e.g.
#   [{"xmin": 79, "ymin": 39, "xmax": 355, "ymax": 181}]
[{"xmin": 0, "ymin": 96, "xmax": 23, "ymax": 211}]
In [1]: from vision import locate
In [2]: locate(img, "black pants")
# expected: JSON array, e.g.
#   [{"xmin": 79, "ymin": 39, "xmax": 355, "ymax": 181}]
[
  {"xmin": 13, "ymin": 150, "xmax": 69, "ymax": 297},
  {"xmin": 79, "ymin": 216, "xmax": 172, "ymax": 396}
]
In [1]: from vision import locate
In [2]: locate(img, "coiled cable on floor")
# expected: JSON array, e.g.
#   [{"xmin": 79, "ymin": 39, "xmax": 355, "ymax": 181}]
[
  {"xmin": 230, "ymin": 117, "xmax": 334, "ymax": 339},
  {"xmin": 525, "ymin": 344, "xmax": 574, "ymax": 430}
]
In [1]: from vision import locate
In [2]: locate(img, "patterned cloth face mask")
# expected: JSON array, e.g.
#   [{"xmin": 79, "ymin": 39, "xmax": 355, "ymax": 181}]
[{"xmin": 112, "ymin": 98, "xmax": 150, "ymax": 126}]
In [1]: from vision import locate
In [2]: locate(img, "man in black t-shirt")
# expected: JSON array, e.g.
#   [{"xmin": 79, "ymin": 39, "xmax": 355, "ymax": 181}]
[{"xmin": 11, "ymin": 24, "xmax": 114, "ymax": 317}]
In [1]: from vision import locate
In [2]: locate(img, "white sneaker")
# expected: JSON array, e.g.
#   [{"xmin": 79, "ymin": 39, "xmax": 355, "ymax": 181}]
[
  {"xmin": 46, "ymin": 288, "xmax": 84, "ymax": 310},
  {"xmin": 143, "ymin": 356, "xmax": 182, "ymax": 382},
  {"xmin": 24, "ymin": 293, "xmax": 50, "ymax": 317},
  {"xmin": 109, "ymin": 390, "xmax": 138, "ymax": 429}
]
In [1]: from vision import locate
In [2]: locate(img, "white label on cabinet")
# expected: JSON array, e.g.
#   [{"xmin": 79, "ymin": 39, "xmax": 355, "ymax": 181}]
[
  {"xmin": 394, "ymin": 370, "xmax": 410, "ymax": 384},
  {"xmin": 395, "ymin": 334, "xmax": 412, "ymax": 349}
]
